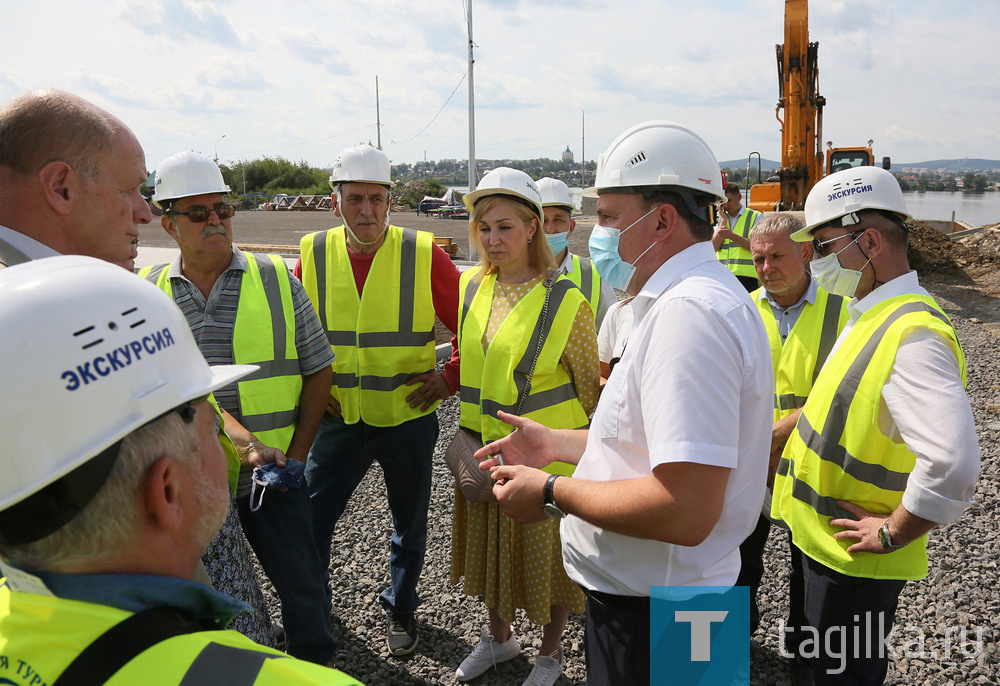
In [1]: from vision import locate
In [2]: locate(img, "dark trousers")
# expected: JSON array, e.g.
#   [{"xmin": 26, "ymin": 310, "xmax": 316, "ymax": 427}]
[
  {"xmin": 583, "ymin": 590, "xmax": 651, "ymax": 686},
  {"xmin": 237, "ymin": 486, "xmax": 337, "ymax": 664},
  {"xmin": 785, "ymin": 540, "xmax": 907, "ymax": 685},
  {"xmin": 305, "ymin": 412, "xmax": 437, "ymax": 614},
  {"xmin": 736, "ymin": 512, "xmax": 772, "ymax": 633}
]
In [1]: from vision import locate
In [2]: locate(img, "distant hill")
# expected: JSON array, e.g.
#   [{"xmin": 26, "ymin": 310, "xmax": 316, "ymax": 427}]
[
  {"xmin": 897, "ymin": 159, "xmax": 1000, "ymax": 172},
  {"xmin": 719, "ymin": 158, "xmax": 780, "ymax": 171}
]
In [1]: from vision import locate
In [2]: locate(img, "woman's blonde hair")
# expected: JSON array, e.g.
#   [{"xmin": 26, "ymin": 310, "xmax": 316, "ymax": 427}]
[{"xmin": 468, "ymin": 195, "xmax": 556, "ymax": 277}]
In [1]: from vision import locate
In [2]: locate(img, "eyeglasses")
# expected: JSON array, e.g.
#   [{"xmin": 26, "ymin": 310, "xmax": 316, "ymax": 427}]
[
  {"xmin": 812, "ymin": 230, "xmax": 862, "ymax": 258},
  {"xmin": 166, "ymin": 204, "xmax": 236, "ymax": 223}
]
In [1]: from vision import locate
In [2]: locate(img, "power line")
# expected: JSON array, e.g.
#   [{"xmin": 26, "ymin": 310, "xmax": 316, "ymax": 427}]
[{"xmin": 390, "ymin": 72, "xmax": 468, "ymax": 145}]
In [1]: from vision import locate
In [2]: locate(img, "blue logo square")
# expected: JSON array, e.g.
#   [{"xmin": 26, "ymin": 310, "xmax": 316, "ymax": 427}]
[{"xmin": 650, "ymin": 586, "xmax": 751, "ymax": 685}]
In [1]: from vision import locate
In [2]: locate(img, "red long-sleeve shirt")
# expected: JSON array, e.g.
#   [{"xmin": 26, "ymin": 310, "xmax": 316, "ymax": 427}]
[{"xmin": 293, "ymin": 239, "xmax": 462, "ymax": 392}]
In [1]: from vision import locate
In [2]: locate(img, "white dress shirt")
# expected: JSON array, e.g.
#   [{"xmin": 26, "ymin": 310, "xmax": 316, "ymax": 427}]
[
  {"xmin": 596, "ymin": 298, "xmax": 633, "ymax": 365},
  {"xmin": 832, "ymin": 271, "xmax": 980, "ymax": 525},
  {"xmin": 561, "ymin": 241, "xmax": 774, "ymax": 595},
  {"xmin": 0, "ymin": 225, "xmax": 60, "ymax": 262}
]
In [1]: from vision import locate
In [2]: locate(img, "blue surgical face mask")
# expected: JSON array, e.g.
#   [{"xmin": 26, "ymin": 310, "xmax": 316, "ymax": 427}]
[
  {"xmin": 588, "ymin": 205, "xmax": 659, "ymax": 291},
  {"xmin": 545, "ymin": 231, "xmax": 569, "ymax": 256}
]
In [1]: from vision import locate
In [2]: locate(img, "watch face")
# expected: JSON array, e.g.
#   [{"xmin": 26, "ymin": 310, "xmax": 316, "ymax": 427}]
[{"xmin": 543, "ymin": 502, "xmax": 565, "ymax": 519}]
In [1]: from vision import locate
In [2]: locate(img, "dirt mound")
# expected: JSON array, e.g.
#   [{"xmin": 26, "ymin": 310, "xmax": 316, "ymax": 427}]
[{"xmin": 906, "ymin": 221, "xmax": 979, "ymax": 275}]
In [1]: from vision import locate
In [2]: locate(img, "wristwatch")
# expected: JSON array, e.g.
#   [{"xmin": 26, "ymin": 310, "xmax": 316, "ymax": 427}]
[
  {"xmin": 878, "ymin": 520, "xmax": 905, "ymax": 551},
  {"xmin": 542, "ymin": 474, "xmax": 566, "ymax": 519}
]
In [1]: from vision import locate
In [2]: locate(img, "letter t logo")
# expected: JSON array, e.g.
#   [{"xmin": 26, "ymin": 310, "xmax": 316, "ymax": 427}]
[{"xmin": 674, "ymin": 610, "xmax": 729, "ymax": 661}]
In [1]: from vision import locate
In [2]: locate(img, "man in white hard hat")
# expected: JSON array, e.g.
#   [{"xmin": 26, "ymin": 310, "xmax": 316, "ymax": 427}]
[
  {"xmin": 735, "ymin": 212, "xmax": 849, "ymax": 635},
  {"xmin": 0, "ymin": 256, "xmax": 361, "ymax": 685},
  {"xmin": 294, "ymin": 145, "xmax": 462, "ymax": 656},
  {"xmin": 536, "ymin": 177, "xmax": 617, "ymax": 327},
  {"xmin": 0, "ymin": 89, "xmax": 151, "ymax": 270},
  {"xmin": 712, "ymin": 183, "xmax": 761, "ymax": 292},
  {"xmin": 770, "ymin": 166, "xmax": 980, "ymax": 685},
  {"xmin": 476, "ymin": 121, "xmax": 773, "ymax": 684},
  {"xmin": 140, "ymin": 151, "xmax": 337, "ymax": 665}
]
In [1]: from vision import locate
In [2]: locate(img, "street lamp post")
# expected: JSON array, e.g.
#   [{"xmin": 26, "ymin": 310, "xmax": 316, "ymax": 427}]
[{"xmin": 214, "ymin": 134, "xmax": 226, "ymax": 162}]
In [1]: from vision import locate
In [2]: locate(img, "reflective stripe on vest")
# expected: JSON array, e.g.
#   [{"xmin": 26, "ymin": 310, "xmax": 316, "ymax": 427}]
[
  {"xmin": 564, "ymin": 254, "xmax": 601, "ymax": 319},
  {"xmin": 457, "ymin": 267, "xmax": 589, "ymax": 476},
  {"xmin": 752, "ymin": 286, "xmax": 849, "ymax": 421},
  {"xmin": 140, "ymin": 256, "xmax": 303, "ymax": 452},
  {"xmin": 716, "ymin": 209, "xmax": 759, "ymax": 278},
  {"xmin": 771, "ymin": 295, "xmax": 964, "ymax": 580},
  {"xmin": 0, "ymin": 585, "xmax": 361, "ymax": 685},
  {"xmin": 299, "ymin": 226, "xmax": 437, "ymax": 426}
]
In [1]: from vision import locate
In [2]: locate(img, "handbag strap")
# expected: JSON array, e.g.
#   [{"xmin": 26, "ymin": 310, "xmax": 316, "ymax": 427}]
[
  {"xmin": 54, "ymin": 606, "xmax": 214, "ymax": 686},
  {"xmin": 514, "ymin": 269, "xmax": 559, "ymax": 416}
]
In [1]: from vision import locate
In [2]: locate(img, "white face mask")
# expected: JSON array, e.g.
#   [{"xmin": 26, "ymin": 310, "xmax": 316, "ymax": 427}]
[{"xmin": 809, "ymin": 234, "xmax": 869, "ymax": 298}]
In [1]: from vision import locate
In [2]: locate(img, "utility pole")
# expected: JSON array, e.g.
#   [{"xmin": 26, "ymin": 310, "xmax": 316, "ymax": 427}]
[
  {"xmin": 376, "ymin": 75, "xmax": 382, "ymax": 150},
  {"xmin": 581, "ymin": 111, "xmax": 586, "ymax": 186},
  {"xmin": 467, "ymin": 0, "xmax": 478, "ymax": 260}
]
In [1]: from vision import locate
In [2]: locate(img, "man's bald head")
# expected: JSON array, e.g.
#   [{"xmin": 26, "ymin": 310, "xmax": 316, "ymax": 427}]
[
  {"xmin": 0, "ymin": 89, "xmax": 121, "ymax": 181},
  {"xmin": 0, "ymin": 90, "xmax": 151, "ymax": 264}
]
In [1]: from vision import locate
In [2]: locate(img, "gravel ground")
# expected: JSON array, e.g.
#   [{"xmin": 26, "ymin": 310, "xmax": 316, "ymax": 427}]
[{"xmin": 248, "ymin": 271, "xmax": 998, "ymax": 685}]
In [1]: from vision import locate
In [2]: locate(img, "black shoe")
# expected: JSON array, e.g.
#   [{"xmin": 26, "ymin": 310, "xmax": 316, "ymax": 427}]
[
  {"xmin": 272, "ymin": 622, "xmax": 286, "ymax": 651},
  {"xmin": 386, "ymin": 612, "xmax": 418, "ymax": 656}
]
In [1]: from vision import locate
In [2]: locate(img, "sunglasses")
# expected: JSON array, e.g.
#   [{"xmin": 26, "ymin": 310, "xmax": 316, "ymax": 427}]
[
  {"xmin": 166, "ymin": 203, "xmax": 236, "ymax": 223},
  {"xmin": 812, "ymin": 230, "xmax": 862, "ymax": 258}
]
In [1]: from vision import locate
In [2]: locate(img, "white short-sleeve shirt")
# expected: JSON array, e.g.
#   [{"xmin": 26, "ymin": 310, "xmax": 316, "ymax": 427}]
[{"xmin": 561, "ymin": 241, "xmax": 774, "ymax": 595}]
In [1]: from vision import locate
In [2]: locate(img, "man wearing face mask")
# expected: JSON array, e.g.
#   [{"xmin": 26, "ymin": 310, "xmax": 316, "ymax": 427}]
[
  {"xmin": 771, "ymin": 166, "xmax": 981, "ymax": 685},
  {"xmin": 295, "ymin": 145, "xmax": 462, "ymax": 657},
  {"xmin": 536, "ymin": 177, "xmax": 617, "ymax": 328},
  {"xmin": 474, "ymin": 121, "xmax": 773, "ymax": 684},
  {"xmin": 140, "ymin": 150, "xmax": 337, "ymax": 665}
]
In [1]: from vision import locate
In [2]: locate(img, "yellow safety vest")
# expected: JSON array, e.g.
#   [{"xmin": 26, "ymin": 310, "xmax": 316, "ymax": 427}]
[
  {"xmin": 207, "ymin": 394, "xmax": 241, "ymax": 494},
  {"xmin": 299, "ymin": 226, "xmax": 437, "ymax": 427},
  {"xmin": 0, "ymin": 584, "xmax": 362, "ymax": 685},
  {"xmin": 458, "ymin": 268, "xmax": 590, "ymax": 476},
  {"xmin": 771, "ymin": 294, "xmax": 965, "ymax": 580},
  {"xmin": 564, "ymin": 254, "xmax": 602, "ymax": 320},
  {"xmin": 140, "ymin": 255, "xmax": 303, "ymax": 452},
  {"xmin": 716, "ymin": 208, "xmax": 760, "ymax": 279},
  {"xmin": 752, "ymin": 286, "xmax": 849, "ymax": 422}
]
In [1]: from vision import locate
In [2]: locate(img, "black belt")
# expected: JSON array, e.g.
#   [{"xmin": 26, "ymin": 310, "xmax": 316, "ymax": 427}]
[{"xmin": 581, "ymin": 586, "xmax": 650, "ymax": 613}]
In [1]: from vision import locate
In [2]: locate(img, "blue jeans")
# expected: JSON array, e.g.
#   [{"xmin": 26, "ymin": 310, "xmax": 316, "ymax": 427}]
[
  {"xmin": 306, "ymin": 412, "xmax": 437, "ymax": 614},
  {"xmin": 237, "ymin": 485, "xmax": 336, "ymax": 664}
]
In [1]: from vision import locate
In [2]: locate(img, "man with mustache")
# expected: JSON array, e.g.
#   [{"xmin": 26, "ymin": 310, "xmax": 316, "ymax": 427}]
[
  {"xmin": 140, "ymin": 151, "xmax": 337, "ymax": 666},
  {"xmin": 0, "ymin": 89, "xmax": 151, "ymax": 270}
]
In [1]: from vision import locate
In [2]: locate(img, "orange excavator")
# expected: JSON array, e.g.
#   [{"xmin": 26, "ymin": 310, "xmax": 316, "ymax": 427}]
[{"xmin": 747, "ymin": 0, "xmax": 890, "ymax": 212}]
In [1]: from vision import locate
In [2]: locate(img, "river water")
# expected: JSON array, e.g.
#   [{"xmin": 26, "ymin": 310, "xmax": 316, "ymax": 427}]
[{"xmin": 452, "ymin": 186, "xmax": 1000, "ymax": 226}]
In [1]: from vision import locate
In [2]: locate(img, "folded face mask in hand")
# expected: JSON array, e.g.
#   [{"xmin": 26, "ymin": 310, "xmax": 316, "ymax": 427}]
[{"xmin": 249, "ymin": 458, "xmax": 306, "ymax": 512}]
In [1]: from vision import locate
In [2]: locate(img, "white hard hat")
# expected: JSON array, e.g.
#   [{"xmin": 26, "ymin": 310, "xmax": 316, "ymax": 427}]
[
  {"xmin": 152, "ymin": 150, "xmax": 230, "ymax": 207},
  {"xmin": 463, "ymin": 167, "xmax": 544, "ymax": 224},
  {"xmin": 583, "ymin": 120, "xmax": 724, "ymax": 203},
  {"xmin": 793, "ymin": 166, "xmax": 911, "ymax": 242},
  {"xmin": 329, "ymin": 145, "xmax": 392, "ymax": 189},
  {"xmin": 0, "ymin": 256, "xmax": 256, "ymax": 544},
  {"xmin": 536, "ymin": 177, "xmax": 575, "ymax": 212}
]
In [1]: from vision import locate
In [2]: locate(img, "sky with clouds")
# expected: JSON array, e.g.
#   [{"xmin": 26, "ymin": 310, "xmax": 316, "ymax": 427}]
[{"xmin": 2, "ymin": 0, "xmax": 998, "ymax": 173}]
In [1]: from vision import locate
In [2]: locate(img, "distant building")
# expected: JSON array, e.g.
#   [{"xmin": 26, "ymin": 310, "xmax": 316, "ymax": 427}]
[{"xmin": 562, "ymin": 145, "xmax": 574, "ymax": 163}]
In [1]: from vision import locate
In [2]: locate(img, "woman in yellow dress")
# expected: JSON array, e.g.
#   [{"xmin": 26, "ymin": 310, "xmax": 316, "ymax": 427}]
[{"xmin": 451, "ymin": 168, "xmax": 600, "ymax": 685}]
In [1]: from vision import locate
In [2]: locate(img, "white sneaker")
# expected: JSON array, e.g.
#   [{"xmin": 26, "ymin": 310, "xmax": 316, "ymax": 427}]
[
  {"xmin": 522, "ymin": 651, "xmax": 562, "ymax": 686},
  {"xmin": 456, "ymin": 626, "xmax": 521, "ymax": 681}
]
